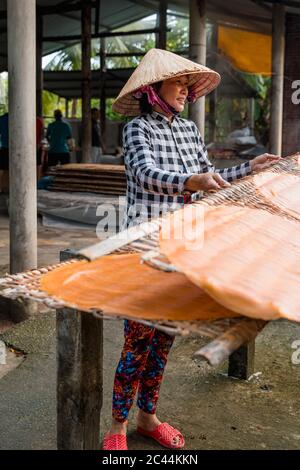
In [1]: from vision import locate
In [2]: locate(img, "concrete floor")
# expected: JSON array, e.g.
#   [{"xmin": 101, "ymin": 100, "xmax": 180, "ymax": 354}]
[{"xmin": 0, "ymin": 213, "xmax": 299, "ymax": 450}]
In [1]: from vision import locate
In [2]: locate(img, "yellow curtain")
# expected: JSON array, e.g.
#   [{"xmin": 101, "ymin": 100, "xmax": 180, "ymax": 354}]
[{"xmin": 218, "ymin": 26, "xmax": 272, "ymax": 75}]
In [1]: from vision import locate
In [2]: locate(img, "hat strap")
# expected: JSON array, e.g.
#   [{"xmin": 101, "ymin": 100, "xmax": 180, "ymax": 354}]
[{"xmin": 133, "ymin": 85, "xmax": 181, "ymax": 116}]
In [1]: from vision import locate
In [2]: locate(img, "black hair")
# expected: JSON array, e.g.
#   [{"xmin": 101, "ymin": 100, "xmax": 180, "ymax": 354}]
[
  {"xmin": 139, "ymin": 81, "xmax": 163, "ymax": 115},
  {"xmin": 139, "ymin": 94, "xmax": 153, "ymax": 115},
  {"xmin": 54, "ymin": 109, "xmax": 63, "ymax": 120}
]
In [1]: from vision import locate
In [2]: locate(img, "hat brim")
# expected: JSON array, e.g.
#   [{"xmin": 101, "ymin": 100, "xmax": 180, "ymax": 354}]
[{"xmin": 112, "ymin": 69, "xmax": 220, "ymax": 116}]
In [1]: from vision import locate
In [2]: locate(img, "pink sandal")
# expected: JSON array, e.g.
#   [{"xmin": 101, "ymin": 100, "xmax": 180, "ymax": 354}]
[
  {"xmin": 137, "ymin": 422, "xmax": 185, "ymax": 449},
  {"xmin": 102, "ymin": 433, "xmax": 128, "ymax": 450}
]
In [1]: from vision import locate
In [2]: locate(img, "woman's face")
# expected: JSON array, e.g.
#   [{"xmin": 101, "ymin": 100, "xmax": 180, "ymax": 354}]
[{"xmin": 158, "ymin": 75, "xmax": 189, "ymax": 112}]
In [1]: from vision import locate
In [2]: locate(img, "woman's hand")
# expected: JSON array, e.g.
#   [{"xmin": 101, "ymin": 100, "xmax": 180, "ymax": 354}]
[
  {"xmin": 250, "ymin": 153, "xmax": 281, "ymax": 172},
  {"xmin": 184, "ymin": 173, "xmax": 231, "ymax": 192}
]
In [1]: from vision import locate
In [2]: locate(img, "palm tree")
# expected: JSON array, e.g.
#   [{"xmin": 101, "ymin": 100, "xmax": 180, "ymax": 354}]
[{"xmin": 45, "ymin": 42, "xmax": 99, "ymax": 117}]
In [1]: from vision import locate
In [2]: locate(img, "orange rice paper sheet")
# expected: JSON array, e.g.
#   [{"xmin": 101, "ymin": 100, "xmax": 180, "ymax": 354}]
[
  {"xmin": 159, "ymin": 204, "xmax": 300, "ymax": 322},
  {"xmin": 254, "ymin": 172, "xmax": 300, "ymax": 221},
  {"xmin": 40, "ymin": 253, "xmax": 239, "ymax": 322}
]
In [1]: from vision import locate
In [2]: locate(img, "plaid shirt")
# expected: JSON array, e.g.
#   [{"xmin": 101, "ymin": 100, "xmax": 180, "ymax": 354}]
[{"xmin": 121, "ymin": 111, "xmax": 251, "ymax": 229}]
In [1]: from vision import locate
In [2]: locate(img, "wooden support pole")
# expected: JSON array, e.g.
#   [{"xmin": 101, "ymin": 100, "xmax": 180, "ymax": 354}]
[
  {"xmin": 57, "ymin": 250, "xmax": 103, "ymax": 450},
  {"xmin": 270, "ymin": 3, "xmax": 285, "ymax": 155},
  {"xmin": 100, "ymin": 37, "xmax": 106, "ymax": 150},
  {"xmin": 189, "ymin": 0, "xmax": 207, "ymax": 138},
  {"xmin": 36, "ymin": 8, "xmax": 43, "ymax": 117},
  {"xmin": 65, "ymin": 98, "xmax": 70, "ymax": 119},
  {"xmin": 57, "ymin": 308, "xmax": 103, "ymax": 449},
  {"xmin": 156, "ymin": 0, "xmax": 167, "ymax": 50},
  {"xmin": 193, "ymin": 318, "xmax": 266, "ymax": 370},
  {"xmin": 282, "ymin": 14, "xmax": 300, "ymax": 156},
  {"xmin": 249, "ymin": 97, "xmax": 255, "ymax": 134},
  {"xmin": 208, "ymin": 91, "xmax": 217, "ymax": 143},
  {"xmin": 208, "ymin": 22, "xmax": 218, "ymax": 143},
  {"xmin": 8, "ymin": 0, "xmax": 37, "ymax": 274},
  {"xmin": 81, "ymin": 0, "xmax": 92, "ymax": 163}
]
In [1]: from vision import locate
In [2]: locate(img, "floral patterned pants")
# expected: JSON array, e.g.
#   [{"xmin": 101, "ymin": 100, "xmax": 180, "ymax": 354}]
[{"xmin": 112, "ymin": 319, "xmax": 175, "ymax": 423}]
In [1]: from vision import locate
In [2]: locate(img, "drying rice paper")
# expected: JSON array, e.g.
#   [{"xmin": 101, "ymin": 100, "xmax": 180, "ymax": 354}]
[
  {"xmin": 40, "ymin": 252, "xmax": 238, "ymax": 322},
  {"xmin": 159, "ymin": 204, "xmax": 300, "ymax": 322},
  {"xmin": 254, "ymin": 172, "xmax": 300, "ymax": 221}
]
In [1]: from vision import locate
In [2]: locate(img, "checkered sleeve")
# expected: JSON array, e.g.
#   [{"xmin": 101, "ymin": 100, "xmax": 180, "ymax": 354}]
[
  {"xmin": 192, "ymin": 123, "xmax": 252, "ymax": 182},
  {"xmin": 123, "ymin": 120, "xmax": 191, "ymax": 195}
]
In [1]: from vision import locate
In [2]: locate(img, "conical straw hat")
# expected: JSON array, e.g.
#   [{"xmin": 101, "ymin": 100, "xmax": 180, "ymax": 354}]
[{"xmin": 112, "ymin": 48, "xmax": 221, "ymax": 116}]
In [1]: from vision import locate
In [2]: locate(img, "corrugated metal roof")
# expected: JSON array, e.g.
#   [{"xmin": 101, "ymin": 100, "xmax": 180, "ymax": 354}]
[
  {"xmin": 0, "ymin": 0, "xmax": 299, "ymax": 73},
  {"xmin": 0, "ymin": 0, "xmax": 157, "ymax": 71}
]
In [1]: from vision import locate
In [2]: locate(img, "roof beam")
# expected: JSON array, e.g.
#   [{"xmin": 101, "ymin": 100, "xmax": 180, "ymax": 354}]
[
  {"xmin": 209, "ymin": 3, "xmax": 271, "ymax": 24},
  {"xmin": 207, "ymin": 11, "xmax": 271, "ymax": 34},
  {"xmin": 43, "ymin": 27, "xmax": 169, "ymax": 42},
  {"xmin": 0, "ymin": 2, "xmax": 87, "ymax": 19},
  {"xmin": 250, "ymin": 0, "xmax": 273, "ymax": 11},
  {"xmin": 41, "ymin": 1, "xmax": 98, "ymax": 15},
  {"xmin": 263, "ymin": 0, "xmax": 300, "ymax": 7},
  {"xmin": 128, "ymin": 0, "xmax": 158, "ymax": 10},
  {"xmin": 59, "ymin": 11, "xmax": 111, "ymax": 31}
]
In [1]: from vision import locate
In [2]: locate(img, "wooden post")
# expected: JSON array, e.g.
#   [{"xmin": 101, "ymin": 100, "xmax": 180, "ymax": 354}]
[
  {"xmin": 282, "ymin": 14, "xmax": 300, "ymax": 156},
  {"xmin": 228, "ymin": 340, "xmax": 255, "ymax": 380},
  {"xmin": 100, "ymin": 37, "xmax": 106, "ymax": 150},
  {"xmin": 100, "ymin": 90, "xmax": 106, "ymax": 153},
  {"xmin": 65, "ymin": 98, "xmax": 70, "ymax": 119},
  {"xmin": 208, "ymin": 92, "xmax": 217, "ymax": 143},
  {"xmin": 36, "ymin": 7, "xmax": 43, "ymax": 117},
  {"xmin": 270, "ymin": 3, "xmax": 285, "ymax": 155},
  {"xmin": 156, "ymin": 0, "xmax": 167, "ymax": 50},
  {"xmin": 8, "ymin": 0, "xmax": 37, "ymax": 273},
  {"xmin": 249, "ymin": 97, "xmax": 255, "ymax": 134},
  {"xmin": 81, "ymin": 0, "xmax": 92, "ymax": 163},
  {"xmin": 57, "ymin": 249, "xmax": 103, "ymax": 450},
  {"xmin": 208, "ymin": 22, "xmax": 218, "ymax": 143},
  {"xmin": 194, "ymin": 318, "xmax": 265, "ymax": 372},
  {"xmin": 189, "ymin": 0, "xmax": 207, "ymax": 138}
]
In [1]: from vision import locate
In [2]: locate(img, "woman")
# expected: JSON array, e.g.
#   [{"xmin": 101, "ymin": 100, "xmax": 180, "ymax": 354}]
[{"xmin": 103, "ymin": 48, "xmax": 279, "ymax": 451}]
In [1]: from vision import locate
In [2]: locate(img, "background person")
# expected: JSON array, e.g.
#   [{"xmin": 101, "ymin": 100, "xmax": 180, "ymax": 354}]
[{"xmin": 46, "ymin": 109, "xmax": 74, "ymax": 167}]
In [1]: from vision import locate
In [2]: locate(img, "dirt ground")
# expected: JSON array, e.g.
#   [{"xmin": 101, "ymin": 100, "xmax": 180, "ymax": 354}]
[{"xmin": 0, "ymin": 212, "xmax": 299, "ymax": 450}]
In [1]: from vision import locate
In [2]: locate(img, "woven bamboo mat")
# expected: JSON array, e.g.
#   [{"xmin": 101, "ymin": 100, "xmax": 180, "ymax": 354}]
[
  {"xmin": 1, "ymin": 154, "xmax": 299, "ymax": 342},
  {"xmin": 0, "ymin": 257, "xmax": 265, "ymax": 342},
  {"xmin": 114, "ymin": 154, "xmax": 300, "ymax": 262}
]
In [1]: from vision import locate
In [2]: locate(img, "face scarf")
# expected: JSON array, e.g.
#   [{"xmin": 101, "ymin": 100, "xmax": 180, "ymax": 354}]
[{"xmin": 133, "ymin": 85, "xmax": 197, "ymax": 116}]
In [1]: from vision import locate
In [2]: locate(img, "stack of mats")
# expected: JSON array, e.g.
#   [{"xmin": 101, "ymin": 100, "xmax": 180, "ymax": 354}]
[{"xmin": 47, "ymin": 163, "xmax": 126, "ymax": 196}]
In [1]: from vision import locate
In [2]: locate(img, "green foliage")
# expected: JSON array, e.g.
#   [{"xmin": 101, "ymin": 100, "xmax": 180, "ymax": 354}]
[
  {"xmin": 241, "ymin": 73, "xmax": 271, "ymax": 100},
  {"xmin": 167, "ymin": 14, "xmax": 189, "ymax": 52},
  {"xmin": 45, "ymin": 44, "xmax": 82, "ymax": 71},
  {"xmin": 106, "ymin": 98, "xmax": 127, "ymax": 122},
  {"xmin": 42, "ymin": 90, "xmax": 65, "ymax": 120},
  {"xmin": 0, "ymin": 73, "xmax": 8, "ymax": 114},
  {"xmin": 240, "ymin": 73, "xmax": 271, "ymax": 145}
]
